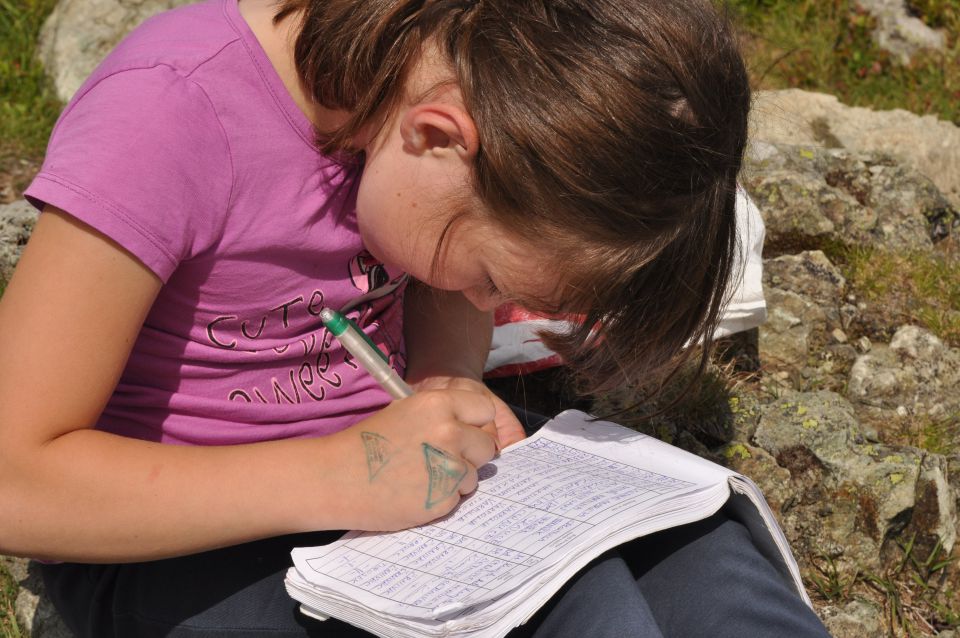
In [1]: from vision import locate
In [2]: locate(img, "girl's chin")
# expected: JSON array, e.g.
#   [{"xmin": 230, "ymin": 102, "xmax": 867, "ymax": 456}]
[
  {"xmin": 356, "ymin": 234, "xmax": 441, "ymax": 286},
  {"xmin": 361, "ymin": 245, "xmax": 415, "ymax": 280},
  {"xmin": 356, "ymin": 236, "xmax": 392, "ymax": 267}
]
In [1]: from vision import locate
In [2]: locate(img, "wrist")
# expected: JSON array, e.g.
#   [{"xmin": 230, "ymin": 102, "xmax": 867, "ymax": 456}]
[
  {"xmin": 405, "ymin": 365, "xmax": 483, "ymax": 386},
  {"xmin": 284, "ymin": 430, "xmax": 370, "ymax": 532}
]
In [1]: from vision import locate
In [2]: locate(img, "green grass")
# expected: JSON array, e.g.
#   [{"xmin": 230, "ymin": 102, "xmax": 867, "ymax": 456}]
[
  {"xmin": 729, "ymin": 0, "xmax": 960, "ymax": 124},
  {"xmin": 861, "ymin": 535, "xmax": 959, "ymax": 635},
  {"xmin": 0, "ymin": 562, "xmax": 21, "ymax": 638},
  {"xmin": 882, "ymin": 411, "xmax": 960, "ymax": 456},
  {"xmin": 808, "ymin": 552, "xmax": 859, "ymax": 602},
  {"xmin": 0, "ymin": 0, "xmax": 63, "ymax": 162},
  {"xmin": 833, "ymin": 241, "xmax": 960, "ymax": 347},
  {"xmin": 805, "ymin": 535, "xmax": 958, "ymax": 635}
]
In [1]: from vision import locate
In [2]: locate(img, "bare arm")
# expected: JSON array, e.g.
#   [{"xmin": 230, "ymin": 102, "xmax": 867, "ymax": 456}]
[
  {"xmin": 0, "ymin": 209, "xmax": 496, "ymax": 562},
  {"xmin": 403, "ymin": 282, "xmax": 525, "ymax": 447},
  {"xmin": 403, "ymin": 281, "xmax": 494, "ymax": 383}
]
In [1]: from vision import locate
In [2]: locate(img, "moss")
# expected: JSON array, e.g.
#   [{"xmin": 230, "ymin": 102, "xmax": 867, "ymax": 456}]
[{"xmin": 723, "ymin": 443, "xmax": 753, "ymax": 460}]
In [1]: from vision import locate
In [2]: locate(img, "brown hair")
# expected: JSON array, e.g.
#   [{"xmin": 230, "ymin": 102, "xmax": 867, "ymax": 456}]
[{"xmin": 275, "ymin": 0, "xmax": 751, "ymax": 395}]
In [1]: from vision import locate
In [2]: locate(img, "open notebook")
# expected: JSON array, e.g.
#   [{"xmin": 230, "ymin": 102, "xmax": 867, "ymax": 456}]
[{"xmin": 284, "ymin": 410, "xmax": 809, "ymax": 638}]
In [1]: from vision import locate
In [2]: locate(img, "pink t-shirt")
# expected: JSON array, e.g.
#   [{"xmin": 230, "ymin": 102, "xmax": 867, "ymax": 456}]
[{"xmin": 25, "ymin": 0, "xmax": 408, "ymax": 445}]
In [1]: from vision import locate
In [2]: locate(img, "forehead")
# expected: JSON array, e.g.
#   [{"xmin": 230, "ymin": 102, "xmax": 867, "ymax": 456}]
[{"xmin": 462, "ymin": 217, "xmax": 573, "ymax": 311}]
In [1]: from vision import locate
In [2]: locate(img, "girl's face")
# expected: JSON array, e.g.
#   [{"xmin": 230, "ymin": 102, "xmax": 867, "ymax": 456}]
[
  {"xmin": 356, "ymin": 155, "xmax": 555, "ymax": 312},
  {"xmin": 355, "ymin": 85, "xmax": 560, "ymax": 312}
]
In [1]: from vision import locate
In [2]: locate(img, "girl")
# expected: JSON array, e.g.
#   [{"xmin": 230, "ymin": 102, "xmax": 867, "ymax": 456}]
[{"xmin": 0, "ymin": 0, "xmax": 829, "ymax": 635}]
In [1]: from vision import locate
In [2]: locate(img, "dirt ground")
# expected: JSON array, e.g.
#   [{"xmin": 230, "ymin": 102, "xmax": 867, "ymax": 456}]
[{"xmin": 0, "ymin": 152, "xmax": 40, "ymax": 204}]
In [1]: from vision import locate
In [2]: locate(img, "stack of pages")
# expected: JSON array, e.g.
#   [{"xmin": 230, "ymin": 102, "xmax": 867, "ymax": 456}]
[{"xmin": 285, "ymin": 410, "xmax": 808, "ymax": 638}]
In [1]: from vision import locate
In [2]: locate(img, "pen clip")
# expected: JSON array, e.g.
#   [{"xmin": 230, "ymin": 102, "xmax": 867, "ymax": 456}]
[{"xmin": 345, "ymin": 317, "xmax": 390, "ymax": 365}]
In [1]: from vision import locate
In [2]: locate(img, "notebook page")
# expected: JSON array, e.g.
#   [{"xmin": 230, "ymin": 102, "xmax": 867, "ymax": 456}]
[{"xmin": 290, "ymin": 411, "xmax": 732, "ymax": 620}]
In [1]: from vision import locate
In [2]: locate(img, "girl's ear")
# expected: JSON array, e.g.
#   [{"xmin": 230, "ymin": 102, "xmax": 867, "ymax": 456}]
[{"xmin": 399, "ymin": 103, "xmax": 479, "ymax": 160}]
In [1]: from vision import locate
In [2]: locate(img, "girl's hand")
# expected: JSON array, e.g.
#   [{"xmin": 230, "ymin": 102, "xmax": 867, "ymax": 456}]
[
  {"xmin": 411, "ymin": 376, "xmax": 527, "ymax": 449},
  {"xmin": 402, "ymin": 284, "xmax": 526, "ymax": 446},
  {"xmin": 334, "ymin": 389, "xmax": 498, "ymax": 531}
]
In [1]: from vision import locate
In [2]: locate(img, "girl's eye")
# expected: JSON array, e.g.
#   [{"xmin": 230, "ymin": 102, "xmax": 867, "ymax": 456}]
[{"xmin": 484, "ymin": 276, "xmax": 501, "ymax": 298}]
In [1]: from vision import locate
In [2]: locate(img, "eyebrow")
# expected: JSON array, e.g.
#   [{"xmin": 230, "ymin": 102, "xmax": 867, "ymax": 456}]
[{"xmin": 501, "ymin": 284, "xmax": 569, "ymax": 316}]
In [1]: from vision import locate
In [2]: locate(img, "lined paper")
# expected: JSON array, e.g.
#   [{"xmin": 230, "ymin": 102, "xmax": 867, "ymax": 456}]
[{"xmin": 292, "ymin": 426, "xmax": 712, "ymax": 619}]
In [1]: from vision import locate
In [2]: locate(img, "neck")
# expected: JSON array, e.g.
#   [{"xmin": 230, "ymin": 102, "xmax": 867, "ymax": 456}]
[{"xmin": 238, "ymin": 0, "xmax": 350, "ymax": 134}]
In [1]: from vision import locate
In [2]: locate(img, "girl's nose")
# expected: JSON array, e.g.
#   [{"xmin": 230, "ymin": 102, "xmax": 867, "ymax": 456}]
[{"xmin": 461, "ymin": 286, "xmax": 502, "ymax": 312}]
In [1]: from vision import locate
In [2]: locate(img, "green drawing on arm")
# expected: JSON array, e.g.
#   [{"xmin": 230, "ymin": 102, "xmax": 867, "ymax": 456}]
[
  {"xmin": 422, "ymin": 443, "xmax": 467, "ymax": 509},
  {"xmin": 360, "ymin": 431, "xmax": 396, "ymax": 481}
]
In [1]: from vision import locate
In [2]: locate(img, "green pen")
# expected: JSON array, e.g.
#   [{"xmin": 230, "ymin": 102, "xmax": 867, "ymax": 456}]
[{"xmin": 319, "ymin": 308, "xmax": 414, "ymax": 400}]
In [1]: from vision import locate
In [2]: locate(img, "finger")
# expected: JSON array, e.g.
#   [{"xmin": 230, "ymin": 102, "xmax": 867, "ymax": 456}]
[
  {"xmin": 423, "ymin": 389, "xmax": 497, "ymax": 427},
  {"xmin": 479, "ymin": 421, "xmax": 500, "ymax": 451},
  {"xmin": 458, "ymin": 461, "xmax": 479, "ymax": 497},
  {"xmin": 420, "ymin": 445, "xmax": 474, "ymax": 511},
  {"xmin": 496, "ymin": 421, "xmax": 526, "ymax": 448},
  {"xmin": 456, "ymin": 418, "xmax": 498, "ymax": 468},
  {"xmin": 491, "ymin": 401, "xmax": 526, "ymax": 448}
]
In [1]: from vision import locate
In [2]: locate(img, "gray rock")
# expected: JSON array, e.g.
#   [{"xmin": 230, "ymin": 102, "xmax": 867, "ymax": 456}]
[
  {"xmin": 743, "ymin": 168, "xmax": 844, "ymax": 244},
  {"xmin": 2, "ymin": 556, "xmax": 71, "ymax": 638},
  {"xmin": 743, "ymin": 142, "xmax": 956, "ymax": 251},
  {"xmin": 848, "ymin": 325, "xmax": 960, "ymax": 418},
  {"xmin": 758, "ymin": 287, "xmax": 827, "ymax": 369},
  {"xmin": 757, "ymin": 251, "xmax": 861, "ymax": 388},
  {"xmin": 751, "ymin": 391, "xmax": 957, "ymax": 575},
  {"xmin": 750, "ymin": 90, "xmax": 960, "ymax": 210},
  {"xmin": 819, "ymin": 599, "xmax": 884, "ymax": 638},
  {"xmin": 753, "ymin": 392, "xmax": 863, "ymax": 469},
  {"xmin": 728, "ymin": 393, "xmax": 762, "ymax": 443},
  {"xmin": 950, "ymin": 454, "xmax": 960, "ymax": 527},
  {"xmin": 763, "ymin": 250, "xmax": 846, "ymax": 310},
  {"xmin": 752, "ymin": 393, "xmax": 882, "ymax": 571},
  {"xmin": 0, "ymin": 200, "xmax": 39, "ymax": 284},
  {"xmin": 857, "ymin": 0, "xmax": 947, "ymax": 64},
  {"xmin": 907, "ymin": 454, "xmax": 958, "ymax": 558},
  {"xmin": 38, "ymin": 0, "xmax": 195, "ymax": 102},
  {"xmin": 719, "ymin": 442, "xmax": 794, "ymax": 513}
]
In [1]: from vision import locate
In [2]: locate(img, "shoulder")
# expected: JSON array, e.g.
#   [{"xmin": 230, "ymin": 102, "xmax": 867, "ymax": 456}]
[
  {"xmin": 76, "ymin": 0, "xmax": 247, "ymax": 100},
  {"xmin": 51, "ymin": 64, "xmax": 229, "ymax": 164},
  {"xmin": 54, "ymin": 0, "xmax": 249, "ymax": 153}
]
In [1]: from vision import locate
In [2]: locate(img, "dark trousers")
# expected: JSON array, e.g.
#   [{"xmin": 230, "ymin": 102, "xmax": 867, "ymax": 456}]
[{"xmin": 41, "ymin": 410, "xmax": 829, "ymax": 637}]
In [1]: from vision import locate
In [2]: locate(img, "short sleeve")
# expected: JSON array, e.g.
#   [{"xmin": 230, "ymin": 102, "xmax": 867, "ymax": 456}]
[{"xmin": 24, "ymin": 65, "xmax": 233, "ymax": 282}]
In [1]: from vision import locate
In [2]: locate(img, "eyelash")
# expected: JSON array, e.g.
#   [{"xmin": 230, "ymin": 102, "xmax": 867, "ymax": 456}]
[{"xmin": 484, "ymin": 277, "xmax": 501, "ymax": 298}]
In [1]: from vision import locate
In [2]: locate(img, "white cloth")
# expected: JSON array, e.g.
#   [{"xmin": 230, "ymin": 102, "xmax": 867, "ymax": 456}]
[{"xmin": 484, "ymin": 187, "xmax": 767, "ymax": 375}]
